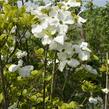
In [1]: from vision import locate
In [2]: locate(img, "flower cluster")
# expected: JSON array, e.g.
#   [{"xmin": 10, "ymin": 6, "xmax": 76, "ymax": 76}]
[
  {"xmin": 30, "ymin": 0, "xmax": 97, "ymax": 73},
  {"xmin": 50, "ymin": 41, "xmax": 92, "ymax": 72},
  {"xmin": 31, "ymin": 0, "xmax": 86, "ymax": 46}
]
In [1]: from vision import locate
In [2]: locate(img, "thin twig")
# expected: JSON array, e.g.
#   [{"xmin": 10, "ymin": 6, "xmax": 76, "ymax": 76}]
[
  {"xmin": 105, "ymin": 52, "xmax": 108, "ymax": 109},
  {"xmin": 0, "ymin": 52, "xmax": 9, "ymax": 109},
  {"xmin": 43, "ymin": 46, "xmax": 48, "ymax": 109},
  {"xmin": 51, "ymin": 51, "xmax": 57, "ymax": 100}
]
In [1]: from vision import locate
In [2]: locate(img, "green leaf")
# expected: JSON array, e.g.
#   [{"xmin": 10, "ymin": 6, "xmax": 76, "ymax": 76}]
[
  {"xmin": 93, "ymin": 55, "xmax": 99, "ymax": 61},
  {"xmin": 31, "ymin": 70, "xmax": 42, "ymax": 76},
  {"xmin": 81, "ymin": 80, "xmax": 97, "ymax": 92},
  {"xmin": 30, "ymin": 95, "xmax": 37, "ymax": 102},
  {"xmin": 0, "ymin": 93, "xmax": 4, "ymax": 103}
]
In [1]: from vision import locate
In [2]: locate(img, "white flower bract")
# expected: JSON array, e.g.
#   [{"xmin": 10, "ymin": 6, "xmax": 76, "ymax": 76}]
[
  {"xmin": 9, "ymin": 64, "xmax": 19, "ymax": 72},
  {"xmin": 89, "ymin": 96, "xmax": 97, "ymax": 105},
  {"xmin": 18, "ymin": 65, "xmax": 34, "ymax": 77}
]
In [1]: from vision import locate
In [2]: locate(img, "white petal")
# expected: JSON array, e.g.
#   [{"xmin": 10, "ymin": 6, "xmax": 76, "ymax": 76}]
[
  {"xmin": 58, "ymin": 61, "xmax": 67, "ymax": 72},
  {"xmin": 9, "ymin": 64, "xmax": 19, "ymax": 72},
  {"xmin": 80, "ymin": 42, "xmax": 88, "ymax": 48},
  {"xmin": 49, "ymin": 7, "xmax": 58, "ymax": 18},
  {"xmin": 18, "ymin": 65, "xmax": 34, "ymax": 77},
  {"xmin": 54, "ymin": 35, "xmax": 65, "ymax": 45},
  {"xmin": 41, "ymin": 21, "xmax": 48, "ymax": 29},
  {"xmin": 80, "ymin": 42, "xmax": 91, "ymax": 52},
  {"xmin": 42, "ymin": 36, "xmax": 52, "ymax": 46},
  {"xmin": 67, "ymin": 59, "xmax": 80, "ymax": 68},
  {"xmin": 62, "ymin": 11, "xmax": 74, "ymax": 24},
  {"xmin": 67, "ymin": 0, "xmax": 81, "ymax": 7},
  {"xmin": 78, "ymin": 16, "xmax": 87, "ymax": 26},
  {"xmin": 58, "ymin": 24, "xmax": 68, "ymax": 34},
  {"xmin": 78, "ymin": 16, "xmax": 87, "ymax": 23},
  {"xmin": 46, "ymin": 25, "xmax": 57, "ymax": 35},
  {"xmin": 72, "ymin": 44, "xmax": 81, "ymax": 53},
  {"xmin": 64, "ymin": 42, "xmax": 74, "ymax": 57},
  {"xmin": 89, "ymin": 97, "xmax": 97, "ymax": 104},
  {"xmin": 83, "ymin": 65, "xmax": 97, "ymax": 75},
  {"xmin": 49, "ymin": 41, "xmax": 63, "ymax": 51},
  {"xmin": 48, "ymin": 18, "xmax": 59, "ymax": 26},
  {"xmin": 32, "ymin": 25, "xmax": 43, "ymax": 35},
  {"xmin": 57, "ymin": 52, "xmax": 67, "ymax": 61},
  {"xmin": 79, "ymin": 51, "xmax": 90, "ymax": 61},
  {"xmin": 58, "ymin": 10, "xmax": 64, "ymax": 21}
]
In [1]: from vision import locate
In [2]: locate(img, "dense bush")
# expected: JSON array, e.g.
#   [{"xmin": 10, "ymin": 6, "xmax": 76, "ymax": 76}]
[{"xmin": 0, "ymin": 0, "xmax": 109, "ymax": 109}]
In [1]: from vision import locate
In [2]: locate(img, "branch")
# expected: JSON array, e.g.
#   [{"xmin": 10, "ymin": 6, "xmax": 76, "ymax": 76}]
[{"xmin": 0, "ymin": 52, "xmax": 9, "ymax": 109}]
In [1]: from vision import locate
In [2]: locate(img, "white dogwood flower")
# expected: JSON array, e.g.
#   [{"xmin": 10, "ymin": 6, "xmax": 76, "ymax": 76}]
[
  {"xmin": 72, "ymin": 42, "xmax": 91, "ymax": 61},
  {"xmin": 18, "ymin": 65, "xmax": 34, "ymax": 77},
  {"xmin": 58, "ymin": 59, "xmax": 80, "ymax": 72},
  {"xmin": 57, "ymin": 42, "xmax": 80, "ymax": 72},
  {"xmin": 89, "ymin": 96, "xmax": 98, "ymax": 105},
  {"xmin": 9, "ymin": 59, "xmax": 34, "ymax": 77}
]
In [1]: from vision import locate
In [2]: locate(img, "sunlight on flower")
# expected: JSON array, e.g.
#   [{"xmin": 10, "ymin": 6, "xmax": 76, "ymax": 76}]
[
  {"xmin": 9, "ymin": 64, "xmax": 19, "ymax": 72},
  {"xmin": 102, "ymin": 88, "xmax": 109, "ymax": 94}
]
